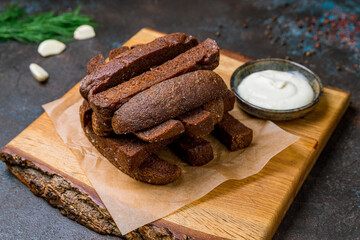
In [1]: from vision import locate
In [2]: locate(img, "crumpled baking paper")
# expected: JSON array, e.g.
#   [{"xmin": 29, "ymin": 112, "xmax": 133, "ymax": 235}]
[{"xmin": 43, "ymin": 85, "xmax": 299, "ymax": 234}]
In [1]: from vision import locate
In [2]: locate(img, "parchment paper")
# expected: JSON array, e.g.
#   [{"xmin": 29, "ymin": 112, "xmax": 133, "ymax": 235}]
[{"xmin": 43, "ymin": 87, "xmax": 299, "ymax": 234}]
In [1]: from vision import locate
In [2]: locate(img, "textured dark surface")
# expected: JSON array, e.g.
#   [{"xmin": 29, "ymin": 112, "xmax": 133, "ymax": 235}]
[{"xmin": 0, "ymin": 0, "xmax": 358, "ymax": 239}]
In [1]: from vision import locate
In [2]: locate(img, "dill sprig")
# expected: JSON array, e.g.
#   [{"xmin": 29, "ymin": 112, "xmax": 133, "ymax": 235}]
[{"xmin": 0, "ymin": 4, "xmax": 97, "ymax": 43}]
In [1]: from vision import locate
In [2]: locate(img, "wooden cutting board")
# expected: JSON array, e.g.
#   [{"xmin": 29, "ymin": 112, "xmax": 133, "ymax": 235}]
[{"xmin": 0, "ymin": 28, "xmax": 351, "ymax": 240}]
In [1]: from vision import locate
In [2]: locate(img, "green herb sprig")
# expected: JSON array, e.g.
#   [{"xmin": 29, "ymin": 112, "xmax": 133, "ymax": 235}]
[{"xmin": 0, "ymin": 4, "xmax": 97, "ymax": 43}]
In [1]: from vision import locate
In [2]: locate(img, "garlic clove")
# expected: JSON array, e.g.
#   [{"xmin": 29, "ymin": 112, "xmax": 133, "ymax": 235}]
[
  {"xmin": 74, "ymin": 25, "xmax": 96, "ymax": 40},
  {"xmin": 37, "ymin": 39, "xmax": 66, "ymax": 57},
  {"xmin": 29, "ymin": 63, "xmax": 49, "ymax": 82}
]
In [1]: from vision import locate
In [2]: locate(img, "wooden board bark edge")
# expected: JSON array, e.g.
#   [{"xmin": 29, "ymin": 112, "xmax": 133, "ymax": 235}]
[
  {"xmin": 0, "ymin": 148, "xmax": 121, "ymax": 236},
  {"xmin": 1, "ymin": 148, "xmax": 225, "ymax": 240}
]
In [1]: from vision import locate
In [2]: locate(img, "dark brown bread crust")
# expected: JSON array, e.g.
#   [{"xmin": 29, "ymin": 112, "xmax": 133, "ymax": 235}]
[
  {"xmin": 223, "ymin": 89, "xmax": 236, "ymax": 112},
  {"xmin": 132, "ymin": 154, "xmax": 181, "ymax": 185},
  {"xmin": 84, "ymin": 125, "xmax": 176, "ymax": 173},
  {"xmin": 212, "ymin": 112, "xmax": 253, "ymax": 151},
  {"xmin": 89, "ymin": 39, "xmax": 220, "ymax": 118},
  {"xmin": 80, "ymin": 101, "xmax": 181, "ymax": 184},
  {"xmin": 91, "ymin": 112, "xmax": 113, "ymax": 136},
  {"xmin": 80, "ymin": 99, "xmax": 92, "ymax": 128},
  {"xmin": 80, "ymin": 33, "xmax": 199, "ymax": 99},
  {"xmin": 80, "ymin": 100, "xmax": 176, "ymax": 172},
  {"xmin": 92, "ymin": 98, "xmax": 220, "ymax": 139},
  {"xmin": 130, "ymin": 43, "xmax": 144, "ymax": 49},
  {"xmin": 108, "ymin": 46, "xmax": 130, "ymax": 60},
  {"xmin": 203, "ymin": 97, "xmax": 224, "ymax": 124},
  {"xmin": 84, "ymin": 123, "xmax": 181, "ymax": 184},
  {"xmin": 87, "ymin": 54, "xmax": 105, "ymax": 74},
  {"xmin": 169, "ymin": 136, "xmax": 214, "ymax": 166},
  {"xmin": 178, "ymin": 108, "xmax": 214, "ymax": 138},
  {"xmin": 112, "ymin": 70, "xmax": 228, "ymax": 134},
  {"xmin": 135, "ymin": 119, "xmax": 185, "ymax": 142},
  {"xmin": 90, "ymin": 96, "xmax": 223, "ymax": 138}
]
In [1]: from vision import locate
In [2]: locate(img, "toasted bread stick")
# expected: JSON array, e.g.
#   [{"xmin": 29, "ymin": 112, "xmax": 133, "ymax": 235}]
[
  {"xmin": 132, "ymin": 154, "xmax": 181, "ymax": 185},
  {"xmin": 135, "ymin": 119, "xmax": 185, "ymax": 142},
  {"xmin": 80, "ymin": 33, "xmax": 198, "ymax": 99},
  {"xmin": 84, "ymin": 122, "xmax": 181, "ymax": 184},
  {"xmin": 169, "ymin": 136, "xmax": 214, "ymax": 166},
  {"xmin": 203, "ymin": 97, "xmax": 224, "ymax": 124},
  {"xmin": 212, "ymin": 112, "xmax": 253, "ymax": 151},
  {"xmin": 112, "ymin": 70, "xmax": 228, "ymax": 134},
  {"xmin": 91, "ymin": 112, "xmax": 113, "ymax": 136},
  {"xmin": 108, "ymin": 46, "xmax": 130, "ymax": 60},
  {"xmin": 178, "ymin": 108, "xmax": 214, "ymax": 138},
  {"xmin": 79, "ymin": 99, "xmax": 92, "ymax": 128},
  {"xmin": 87, "ymin": 54, "xmax": 105, "ymax": 74},
  {"xmin": 223, "ymin": 89, "xmax": 236, "ymax": 112},
  {"xmin": 80, "ymin": 100, "xmax": 176, "ymax": 172}
]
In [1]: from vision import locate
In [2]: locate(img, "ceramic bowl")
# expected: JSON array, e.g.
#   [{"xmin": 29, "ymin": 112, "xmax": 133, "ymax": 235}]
[{"xmin": 230, "ymin": 58, "xmax": 323, "ymax": 121}]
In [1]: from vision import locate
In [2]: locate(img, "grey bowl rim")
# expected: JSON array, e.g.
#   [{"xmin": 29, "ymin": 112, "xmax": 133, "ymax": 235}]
[{"xmin": 230, "ymin": 58, "xmax": 323, "ymax": 114}]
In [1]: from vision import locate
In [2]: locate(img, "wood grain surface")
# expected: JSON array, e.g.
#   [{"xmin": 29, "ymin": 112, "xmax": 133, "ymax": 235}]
[{"xmin": 0, "ymin": 28, "xmax": 351, "ymax": 240}]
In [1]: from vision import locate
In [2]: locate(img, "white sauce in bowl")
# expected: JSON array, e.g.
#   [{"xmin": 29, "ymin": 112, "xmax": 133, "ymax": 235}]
[{"xmin": 237, "ymin": 70, "xmax": 314, "ymax": 110}]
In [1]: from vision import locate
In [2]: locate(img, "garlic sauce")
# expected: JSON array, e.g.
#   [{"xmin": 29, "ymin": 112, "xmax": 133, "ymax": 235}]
[{"xmin": 237, "ymin": 70, "xmax": 314, "ymax": 110}]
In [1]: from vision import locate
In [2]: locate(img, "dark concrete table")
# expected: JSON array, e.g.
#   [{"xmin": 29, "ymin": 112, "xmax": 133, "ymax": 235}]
[{"xmin": 0, "ymin": 1, "xmax": 358, "ymax": 239}]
